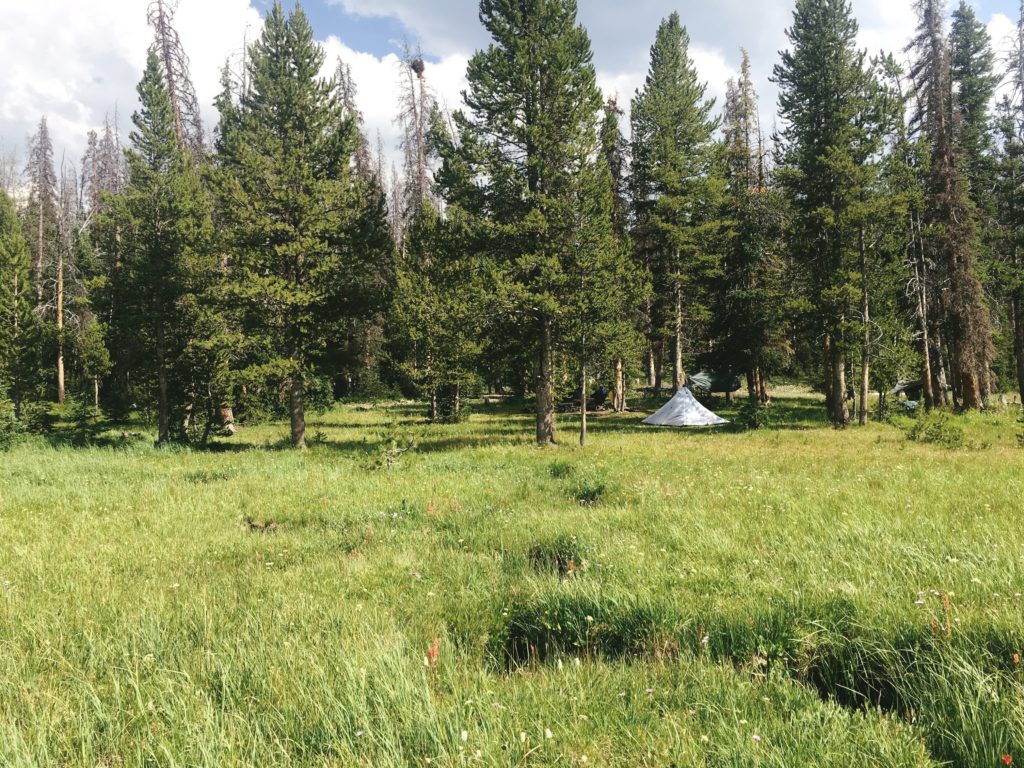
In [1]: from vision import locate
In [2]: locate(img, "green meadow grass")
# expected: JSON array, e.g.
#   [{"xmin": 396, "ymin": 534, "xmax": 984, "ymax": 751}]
[{"xmin": 0, "ymin": 391, "xmax": 1021, "ymax": 766}]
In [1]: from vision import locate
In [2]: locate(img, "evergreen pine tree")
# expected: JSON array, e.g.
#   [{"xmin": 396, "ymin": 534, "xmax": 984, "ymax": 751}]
[
  {"xmin": 456, "ymin": 0, "xmax": 607, "ymax": 444},
  {"xmin": 23, "ymin": 116, "xmax": 58, "ymax": 306},
  {"xmin": 908, "ymin": 0, "xmax": 993, "ymax": 409},
  {"xmin": 719, "ymin": 49, "xmax": 788, "ymax": 406},
  {"xmin": 630, "ymin": 13, "xmax": 724, "ymax": 394},
  {"xmin": 213, "ymin": 2, "xmax": 386, "ymax": 448},
  {"xmin": 112, "ymin": 50, "xmax": 213, "ymax": 443},
  {"xmin": 774, "ymin": 0, "xmax": 880, "ymax": 425},
  {"xmin": 0, "ymin": 190, "xmax": 37, "ymax": 416},
  {"xmin": 950, "ymin": 1, "xmax": 999, "ymax": 215}
]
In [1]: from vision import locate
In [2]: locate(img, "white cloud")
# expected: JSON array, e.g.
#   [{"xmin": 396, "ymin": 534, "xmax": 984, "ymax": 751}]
[
  {"xmin": 0, "ymin": 0, "xmax": 260, "ymax": 167},
  {"xmin": 319, "ymin": 36, "xmax": 469, "ymax": 171},
  {"xmin": 2, "ymin": 0, "xmax": 1020, "ymax": 175}
]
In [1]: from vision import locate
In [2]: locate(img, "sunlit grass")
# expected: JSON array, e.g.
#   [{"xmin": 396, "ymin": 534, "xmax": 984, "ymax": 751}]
[{"xmin": 0, "ymin": 390, "xmax": 1021, "ymax": 766}]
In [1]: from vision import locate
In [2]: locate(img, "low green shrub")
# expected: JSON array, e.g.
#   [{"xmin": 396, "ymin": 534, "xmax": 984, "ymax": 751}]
[
  {"xmin": 0, "ymin": 396, "xmax": 23, "ymax": 451},
  {"xmin": 906, "ymin": 412, "xmax": 965, "ymax": 449},
  {"xmin": 737, "ymin": 398, "xmax": 772, "ymax": 430}
]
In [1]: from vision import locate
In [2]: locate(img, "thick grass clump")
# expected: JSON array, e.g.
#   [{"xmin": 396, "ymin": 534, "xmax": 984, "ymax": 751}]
[{"xmin": 0, "ymin": 390, "xmax": 1021, "ymax": 766}]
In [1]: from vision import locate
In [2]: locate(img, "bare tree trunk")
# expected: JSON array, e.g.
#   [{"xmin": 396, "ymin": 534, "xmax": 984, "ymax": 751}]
[
  {"xmin": 1013, "ymin": 294, "xmax": 1024, "ymax": 406},
  {"xmin": 912, "ymin": 217, "xmax": 935, "ymax": 410},
  {"xmin": 94, "ymin": 378, "xmax": 100, "ymax": 414},
  {"xmin": 56, "ymin": 243, "xmax": 65, "ymax": 405},
  {"xmin": 579, "ymin": 360, "xmax": 587, "ymax": 447},
  {"xmin": 859, "ymin": 226, "xmax": 869, "ymax": 426},
  {"xmin": 674, "ymin": 281, "xmax": 686, "ymax": 390},
  {"xmin": 290, "ymin": 372, "xmax": 306, "ymax": 449},
  {"xmin": 35, "ymin": 201, "xmax": 44, "ymax": 304},
  {"xmin": 646, "ymin": 347, "xmax": 656, "ymax": 388},
  {"xmin": 536, "ymin": 315, "xmax": 556, "ymax": 445},
  {"xmin": 613, "ymin": 358, "xmax": 625, "ymax": 412},
  {"xmin": 429, "ymin": 388, "xmax": 438, "ymax": 421}
]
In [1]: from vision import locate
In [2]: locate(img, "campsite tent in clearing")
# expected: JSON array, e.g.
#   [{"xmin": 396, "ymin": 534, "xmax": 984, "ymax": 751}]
[{"xmin": 643, "ymin": 387, "xmax": 730, "ymax": 427}]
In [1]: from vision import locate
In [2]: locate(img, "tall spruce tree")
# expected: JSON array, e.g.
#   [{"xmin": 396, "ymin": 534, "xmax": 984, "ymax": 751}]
[
  {"xmin": 631, "ymin": 13, "xmax": 723, "ymax": 393},
  {"xmin": 112, "ymin": 50, "xmax": 213, "ymax": 443},
  {"xmin": 950, "ymin": 1, "xmax": 999, "ymax": 215},
  {"xmin": 213, "ymin": 2, "xmax": 384, "ymax": 448},
  {"xmin": 456, "ymin": 0, "xmax": 607, "ymax": 444},
  {"xmin": 23, "ymin": 116, "xmax": 58, "ymax": 307},
  {"xmin": 774, "ymin": 0, "xmax": 879, "ymax": 425},
  {"xmin": 908, "ymin": 0, "xmax": 993, "ymax": 409},
  {"xmin": 0, "ymin": 190, "xmax": 37, "ymax": 416},
  {"xmin": 719, "ymin": 49, "xmax": 788, "ymax": 405}
]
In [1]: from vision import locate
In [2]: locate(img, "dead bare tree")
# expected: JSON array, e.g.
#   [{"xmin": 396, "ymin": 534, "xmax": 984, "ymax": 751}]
[{"xmin": 148, "ymin": 0, "xmax": 205, "ymax": 157}]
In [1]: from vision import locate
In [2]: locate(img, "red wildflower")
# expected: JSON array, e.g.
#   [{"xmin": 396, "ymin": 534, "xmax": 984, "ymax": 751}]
[
  {"xmin": 426, "ymin": 637, "xmax": 440, "ymax": 665},
  {"xmin": 568, "ymin": 558, "xmax": 575, "ymax": 573},
  {"xmin": 1002, "ymin": 755, "xmax": 1013, "ymax": 766}
]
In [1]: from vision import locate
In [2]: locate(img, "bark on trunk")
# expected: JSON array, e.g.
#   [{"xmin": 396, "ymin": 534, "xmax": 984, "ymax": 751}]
[
  {"xmin": 653, "ymin": 340, "xmax": 665, "ymax": 396},
  {"xmin": 290, "ymin": 372, "xmax": 306, "ymax": 449},
  {"xmin": 56, "ymin": 243, "xmax": 65, "ymax": 405},
  {"xmin": 913, "ymin": 222, "xmax": 935, "ymax": 411},
  {"xmin": 825, "ymin": 332, "xmax": 849, "ymax": 426},
  {"xmin": 932, "ymin": 331, "xmax": 949, "ymax": 408},
  {"xmin": 859, "ymin": 226, "xmax": 869, "ymax": 426},
  {"xmin": 156, "ymin": 325, "xmax": 169, "ymax": 444},
  {"xmin": 674, "ymin": 282, "xmax": 686, "ymax": 390},
  {"xmin": 35, "ymin": 201, "xmax": 44, "ymax": 304},
  {"xmin": 219, "ymin": 402, "xmax": 236, "ymax": 433},
  {"xmin": 1013, "ymin": 295, "xmax": 1024, "ymax": 406},
  {"xmin": 579, "ymin": 361, "xmax": 587, "ymax": 448},
  {"xmin": 93, "ymin": 378, "xmax": 100, "ymax": 414},
  {"xmin": 613, "ymin": 358, "xmax": 625, "ymax": 412},
  {"xmin": 535, "ymin": 315, "xmax": 556, "ymax": 445},
  {"xmin": 646, "ymin": 347, "xmax": 656, "ymax": 388}
]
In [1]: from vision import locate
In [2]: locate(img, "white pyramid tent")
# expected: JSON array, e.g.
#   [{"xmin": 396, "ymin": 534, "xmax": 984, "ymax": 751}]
[{"xmin": 643, "ymin": 387, "xmax": 729, "ymax": 427}]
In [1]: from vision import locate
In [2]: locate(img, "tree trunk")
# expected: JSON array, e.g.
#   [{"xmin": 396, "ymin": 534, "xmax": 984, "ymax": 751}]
[
  {"xmin": 219, "ymin": 402, "xmax": 236, "ymax": 433},
  {"xmin": 613, "ymin": 358, "xmax": 625, "ymax": 412},
  {"xmin": 1013, "ymin": 294, "xmax": 1024, "ymax": 406},
  {"xmin": 56, "ymin": 241, "xmax": 65, "ymax": 405},
  {"xmin": 646, "ymin": 347, "xmax": 656, "ymax": 388},
  {"xmin": 746, "ymin": 368, "xmax": 757, "ymax": 402},
  {"xmin": 156, "ymin": 324, "xmax": 169, "ymax": 444},
  {"xmin": 535, "ymin": 315, "xmax": 556, "ymax": 445},
  {"xmin": 579, "ymin": 361, "xmax": 587, "ymax": 448},
  {"xmin": 932, "ymin": 331, "xmax": 949, "ymax": 408},
  {"xmin": 93, "ymin": 378, "xmax": 100, "ymax": 414},
  {"xmin": 35, "ymin": 199, "xmax": 44, "ymax": 304},
  {"xmin": 653, "ymin": 340, "xmax": 664, "ymax": 396},
  {"xmin": 674, "ymin": 281, "xmax": 685, "ymax": 390},
  {"xmin": 825, "ymin": 332, "xmax": 849, "ymax": 426},
  {"xmin": 429, "ymin": 388, "xmax": 438, "ymax": 421},
  {"xmin": 912, "ymin": 218, "xmax": 935, "ymax": 410},
  {"xmin": 757, "ymin": 367, "xmax": 768, "ymax": 404},
  {"xmin": 859, "ymin": 225, "xmax": 869, "ymax": 426},
  {"xmin": 290, "ymin": 371, "xmax": 306, "ymax": 449}
]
